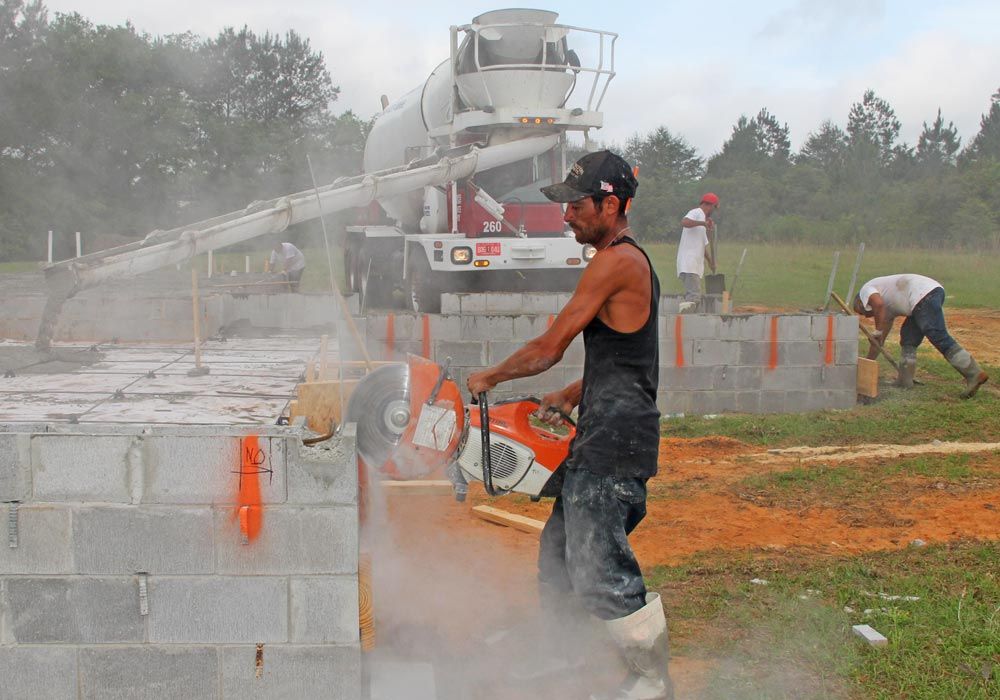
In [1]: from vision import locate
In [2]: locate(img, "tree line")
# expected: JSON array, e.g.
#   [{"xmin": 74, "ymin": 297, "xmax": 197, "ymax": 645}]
[{"xmin": 2, "ymin": 1, "xmax": 999, "ymax": 262}]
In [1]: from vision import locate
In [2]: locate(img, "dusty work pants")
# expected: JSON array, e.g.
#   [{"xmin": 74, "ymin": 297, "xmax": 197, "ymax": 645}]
[
  {"xmin": 679, "ymin": 273, "xmax": 701, "ymax": 303},
  {"xmin": 900, "ymin": 287, "xmax": 957, "ymax": 357},
  {"xmin": 538, "ymin": 468, "xmax": 649, "ymax": 621}
]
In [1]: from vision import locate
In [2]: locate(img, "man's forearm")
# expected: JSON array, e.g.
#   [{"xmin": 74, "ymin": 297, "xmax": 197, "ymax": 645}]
[
  {"xmin": 483, "ymin": 340, "xmax": 561, "ymax": 387},
  {"xmin": 562, "ymin": 379, "xmax": 583, "ymax": 408}
]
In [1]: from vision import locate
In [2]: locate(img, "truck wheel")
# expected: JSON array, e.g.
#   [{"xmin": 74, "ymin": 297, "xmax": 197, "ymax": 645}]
[
  {"xmin": 407, "ymin": 251, "xmax": 441, "ymax": 314},
  {"xmin": 343, "ymin": 242, "xmax": 364, "ymax": 295}
]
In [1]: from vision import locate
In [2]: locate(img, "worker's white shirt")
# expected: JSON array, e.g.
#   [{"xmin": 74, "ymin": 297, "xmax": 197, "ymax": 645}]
[
  {"xmin": 676, "ymin": 208, "xmax": 709, "ymax": 277},
  {"xmin": 270, "ymin": 242, "xmax": 306, "ymax": 273},
  {"xmin": 858, "ymin": 274, "xmax": 942, "ymax": 317}
]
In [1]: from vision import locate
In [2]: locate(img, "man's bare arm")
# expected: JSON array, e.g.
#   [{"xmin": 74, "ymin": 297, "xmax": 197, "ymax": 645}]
[
  {"xmin": 467, "ymin": 255, "xmax": 624, "ymax": 392},
  {"xmin": 681, "ymin": 216, "xmax": 706, "ymax": 228},
  {"xmin": 865, "ymin": 294, "xmax": 897, "ymax": 359}
]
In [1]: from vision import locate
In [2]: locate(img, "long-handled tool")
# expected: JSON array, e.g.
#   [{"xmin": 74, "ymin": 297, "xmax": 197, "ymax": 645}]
[
  {"xmin": 830, "ymin": 291, "xmax": 922, "ymax": 385},
  {"xmin": 704, "ymin": 222, "xmax": 726, "ymax": 295}
]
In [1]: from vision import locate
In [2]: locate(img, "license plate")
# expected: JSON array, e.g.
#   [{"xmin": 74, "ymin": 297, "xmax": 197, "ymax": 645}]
[{"xmin": 475, "ymin": 242, "xmax": 501, "ymax": 256}]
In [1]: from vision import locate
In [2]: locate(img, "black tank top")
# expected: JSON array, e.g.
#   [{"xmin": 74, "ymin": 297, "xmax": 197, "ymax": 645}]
[{"xmin": 565, "ymin": 237, "xmax": 660, "ymax": 478}]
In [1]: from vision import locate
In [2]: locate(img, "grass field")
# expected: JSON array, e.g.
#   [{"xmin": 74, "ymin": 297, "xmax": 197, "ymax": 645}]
[{"xmin": 6, "ymin": 241, "xmax": 999, "ymax": 311}]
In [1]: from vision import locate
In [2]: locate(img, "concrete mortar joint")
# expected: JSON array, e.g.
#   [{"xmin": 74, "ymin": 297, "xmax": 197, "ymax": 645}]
[
  {"xmin": 7, "ymin": 501, "xmax": 17, "ymax": 548},
  {"xmin": 138, "ymin": 572, "xmax": 149, "ymax": 616}
]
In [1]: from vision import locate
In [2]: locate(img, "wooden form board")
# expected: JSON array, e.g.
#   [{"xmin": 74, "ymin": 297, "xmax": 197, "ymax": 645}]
[
  {"xmin": 289, "ymin": 379, "xmax": 359, "ymax": 433},
  {"xmin": 471, "ymin": 505, "xmax": 545, "ymax": 534},
  {"xmin": 857, "ymin": 358, "xmax": 879, "ymax": 398},
  {"xmin": 380, "ymin": 480, "xmax": 455, "ymax": 496}
]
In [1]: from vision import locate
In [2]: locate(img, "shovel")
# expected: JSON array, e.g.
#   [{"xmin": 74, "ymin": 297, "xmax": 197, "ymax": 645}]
[{"xmin": 704, "ymin": 222, "xmax": 726, "ymax": 294}]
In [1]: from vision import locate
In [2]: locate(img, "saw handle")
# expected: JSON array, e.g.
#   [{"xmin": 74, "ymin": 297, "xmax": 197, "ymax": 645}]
[{"xmin": 477, "ymin": 392, "xmax": 499, "ymax": 496}]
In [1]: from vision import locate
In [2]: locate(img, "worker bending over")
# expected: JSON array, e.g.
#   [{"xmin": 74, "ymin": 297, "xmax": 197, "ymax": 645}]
[
  {"xmin": 468, "ymin": 151, "xmax": 673, "ymax": 700},
  {"xmin": 853, "ymin": 273, "xmax": 988, "ymax": 398},
  {"xmin": 269, "ymin": 241, "xmax": 306, "ymax": 292}
]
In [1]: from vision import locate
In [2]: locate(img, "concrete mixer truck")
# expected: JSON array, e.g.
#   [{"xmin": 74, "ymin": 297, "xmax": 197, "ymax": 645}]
[
  {"xmin": 34, "ymin": 8, "xmax": 617, "ymax": 346},
  {"xmin": 344, "ymin": 8, "xmax": 618, "ymax": 312}
]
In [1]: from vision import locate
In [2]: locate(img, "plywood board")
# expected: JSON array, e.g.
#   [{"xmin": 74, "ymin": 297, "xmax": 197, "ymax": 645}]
[
  {"xmin": 857, "ymin": 358, "xmax": 879, "ymax": 398},
  {"xmin": 291, "ymin": 379, "xmax": 359, "ymax": 433},
  {"xmin": 471, "ymin": 505, "xmax": 545, "ymax": 534}
]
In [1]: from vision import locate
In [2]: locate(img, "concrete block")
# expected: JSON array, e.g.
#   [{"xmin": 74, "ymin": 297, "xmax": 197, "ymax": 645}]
[
  {"xmin": 829, "ymin": 390, "xmax": 858, "ymax": 410},
  {"xmin": 0, "ymin": 505, "xmax": 73, "ymax": 574},
  {"xmin": 79, "ymin": 646, "xmax": 219, "ymax": 700},
  {"xmin": 441, "ymin": 294, "xmax": 461, "ymax": 314},
  {"xmin": 733, "ymin": 391, "xmax": 762, "ymax": 414},
  {"xmin": 289, "ymin": 576, "xmax": 360, "ymax": 643},
  {"xmin": 779, "ymin": 341, "xmax": 825, "ymax": 366},
  {"xmin": 691, "ymin": 340, "xmax": 741, "ymax": 367},
  {"xmin": 711, "ymin": 366, "xmax": 763, "ymax": 392},
  {"xmin": 289, "ymin": 431, "xmax": 358, "ymax": 505},
  {"xmin": 657, "ymin": 390, "xmax": 690, "ymax": 416},
  {"xmin": 485, "ymin": 293, "xmax": 524, "ymax": 313},
  {"xmin": 561, "ymin": 338, "xmax": 586, "ymax": 367},
  {"xmin": 659, "ymin": 296, "xmax": 681, "ymax": 314},
  {"xmin": 739, "ymin": 341, "xmax": 772, "ymax": 367},
  {"xmin": 143, "ymin": 435, "xmax": 286, "ymax": 505},
  {"xmin": 777, "ymin": 315, "xmax": 813, "ymax": 341},
  {"xmin": 762, "ymin": 367, "xmax": 818, "ymax": 392},
  {"xmin": 221, "ymin": 645, "xmax": 362, "ymax": 699},
  {"xmin": 718, "ymin": 315, "xmax": 766, "ymax": 340},
  {"xmin": 522, "ymin": 293, "xmax": 559, "ymax": 314},
  {"xmin": 149, "ymin": 577, "xmax": 287, "ymax": 643},
  {"xmin": 836, "ymin": 340, "xmax": 859, "ymax": 365},
  {"xmin": 487, "ymin": 340, "xmax": 522, "ymax": 365},
  {"xmin": 434, "ymin": 340, "xmax": 486, "ymax": 367},
  {"xmin": 0, "ymin": 433, "xmax": 30, "ymax": 501},
  {"xmin": 385, "ymin": 341, "xmax": 424, "ymax": 360},
  {"xmin": 73, "ymin": 506, "xmax": 214, "ymax": 574},
  {"xmin": 367, "ymin": 314, "xmax": 417, "ymax": 341},
  {"xmin": 688, "ymin": 391, "xmax": 735, "ymax": 415},
  {"xmin": 428, "ymin": 314, "xmax": 461, "ymax": 338},
  {"xmin": 215, "ymin": 507, "xmax": 357, "ymax": 575},
  {"xmin": 662, "ymin": 367, "xmax": 714, "ymax": 391},
  {"xmin": 460, "ymin": 315, "xmax": 514, "ymax": 341},
  {"xmin": 32, "ymin": 434, "xmax": 134, "ymax": 502},
  {"xmin": 514, "ymin": 315, "xmax": 551, "ymax": 340},
  {"xmin": 0, "ymin": 647, "xmax": 78, "ymax": 699},
  {"xmin": 658, "ymin": 339, "xmax": 693, "ymax": 368},
  {"xmin": 6, "ymin": 577, "xmax": 144, "ymax": 643},
  {"xmin": 458, "ymin": 294, "xmax": 487, "ymax": 314},
  {"xmin": 759, "ymin": 391, "xmax": 786, "ymax": 413},
  {"xmin": 836, "ymin": 314, "xmax": 859, "ymax": 339},
  {"xmin": 679, "ymin": 315, "xmax": 721, "ymax": 339},
  {"xmin": 821, "ymin": 364, "xmax": 858, "ymax": 389},
  {"xmin": 782, "ymin": 390, "xmax": 817, "ymax": 413},
  {"xmin": 810, "ymin": 314, "xmax": 839, "ymax": 341}
]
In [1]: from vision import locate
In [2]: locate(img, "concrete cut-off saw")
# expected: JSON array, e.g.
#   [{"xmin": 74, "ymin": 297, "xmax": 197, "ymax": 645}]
[{"xmin": 346, "ymin": 355, "xmax": 575, "ymax": 500}]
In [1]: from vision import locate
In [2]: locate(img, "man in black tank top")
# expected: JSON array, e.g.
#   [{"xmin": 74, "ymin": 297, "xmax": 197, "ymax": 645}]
[{"xmin": 468, "ymin": 151, "xmax": 673, "ymax": 700}]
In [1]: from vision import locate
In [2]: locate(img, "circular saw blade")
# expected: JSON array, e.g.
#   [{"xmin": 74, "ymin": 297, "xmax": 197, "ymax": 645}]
[{"xmin": 346, "ymin": 363, "xmax": 411, "ymax": 468}]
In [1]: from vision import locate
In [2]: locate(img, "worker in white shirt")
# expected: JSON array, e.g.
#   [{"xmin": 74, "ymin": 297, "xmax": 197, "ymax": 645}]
[
  {"xmin": 676, "ymin": 193, "xmax": 718, "ymax": 313},
  {"xmin": 269, "ymin": 241, "xmax": 306, "ymax": 292},
  {"xmin": 853, "ymin": 273, "xmax": 988, "ymax": 398}
]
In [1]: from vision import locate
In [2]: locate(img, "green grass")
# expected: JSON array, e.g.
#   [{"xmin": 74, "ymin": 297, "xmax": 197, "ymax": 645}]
[
  {"xmin": 644, "ymin": 242, "xmax": 1000, "ymax": 310},
  {"xmin": 0, "ymin": 261, "xmax": 42, "ymax": 273},
  {"xmin": 647, "ymin": 543, "xmax": 1000, "ymax": 699}
]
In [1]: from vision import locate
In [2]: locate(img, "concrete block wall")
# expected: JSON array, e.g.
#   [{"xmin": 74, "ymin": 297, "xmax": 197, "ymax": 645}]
[
  {"xmin": 363, "ymin": 310, "xmax": 859, "ymax": 415},
  {"xmin": 0, "ymin": 424, "xmax": 361, "ymax": 698}
]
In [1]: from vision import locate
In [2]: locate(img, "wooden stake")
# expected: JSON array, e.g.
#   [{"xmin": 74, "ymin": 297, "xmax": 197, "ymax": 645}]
[
  {"xmin": 857, "ymin": 357, "xmax": 879, "ymax": 398},
  {"xmin": 721, "ymin": 291, "xmax": 732, "ymax": 313},
  {"xmin": 191, "ymin": 266, "xmax": 203, "ymax": 368},
  {"xmin": 472, "ymin": 505, "xmax": 545, "ymax": 534}
]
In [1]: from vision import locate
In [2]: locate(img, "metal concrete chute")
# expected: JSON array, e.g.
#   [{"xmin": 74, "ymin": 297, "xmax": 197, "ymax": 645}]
[{"xmin": 41, "ymin": 133, "xmax": 560, "ymax": 294}]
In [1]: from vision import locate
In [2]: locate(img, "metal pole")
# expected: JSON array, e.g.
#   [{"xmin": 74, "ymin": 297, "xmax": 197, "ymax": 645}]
[
  {"xmin": 207, "ymin": 250, "xmax": 213, "ymax": 278},
  {"xmin": 845, "ymin": 242, "xmax": 866, "ymax": 305},
  {"xmin": 47, "ymin": 231, "xmax": 53, "ymax": 264},
  {"xmin": 75, "ymin": 232, "xmax": 81, "ymax": 258},
  {"xmin": 822, "ymin": 251, "xmax": 840, "ymax": 311}
]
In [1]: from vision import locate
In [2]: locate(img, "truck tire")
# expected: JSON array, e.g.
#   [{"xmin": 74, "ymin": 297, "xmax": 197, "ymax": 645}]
[{"xmin": 407, "ymin": 250, "xmax": 441, "ymax": 314}]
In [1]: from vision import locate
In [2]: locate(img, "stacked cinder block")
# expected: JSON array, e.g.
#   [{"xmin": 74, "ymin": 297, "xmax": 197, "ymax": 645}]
[
  {"xmin": 364, "ymin": 302, "xmax": 859, "ymax": 415},
  {"xmin": 0, "ymin": 425, "xmax": 360, "ymax": 699}
]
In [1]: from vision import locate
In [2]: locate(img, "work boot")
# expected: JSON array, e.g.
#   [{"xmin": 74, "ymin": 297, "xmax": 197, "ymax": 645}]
[
  {"xmin": 895, "ymin": 346, "xmax": 917, "ymax": 389},
  {"xmin": 591, "ymin": 593, "xmax": 674, "ymax": 700},
  {"xmin": 945, "ymin": 345, "xmax": 989, "ymax": 398}
]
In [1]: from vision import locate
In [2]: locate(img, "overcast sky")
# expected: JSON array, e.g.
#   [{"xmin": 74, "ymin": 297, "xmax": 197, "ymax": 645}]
[{"xmin": 43, "ymin": 0, "xmax": 1000, "ymax": 155}]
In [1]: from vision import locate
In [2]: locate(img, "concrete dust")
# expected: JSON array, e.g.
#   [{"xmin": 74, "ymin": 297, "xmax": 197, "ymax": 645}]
[{"xmin": 758, "ymin": 441, "xmax": 1000, "ymax": 463}]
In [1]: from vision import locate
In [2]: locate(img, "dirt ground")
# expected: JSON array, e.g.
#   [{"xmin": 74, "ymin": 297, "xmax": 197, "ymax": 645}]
[{"xmin": 371, "ymin": 433, "xmax": 999, "ymax": 698}]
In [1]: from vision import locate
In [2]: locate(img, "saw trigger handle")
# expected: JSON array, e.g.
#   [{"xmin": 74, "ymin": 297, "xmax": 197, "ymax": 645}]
[{"xmin": 478, "ymin": 392, "xmax": 499, "ymax": 496}]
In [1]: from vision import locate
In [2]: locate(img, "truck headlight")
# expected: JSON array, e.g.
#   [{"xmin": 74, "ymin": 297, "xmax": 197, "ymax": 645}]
[
  {"xmin": 451, "ymin": 246, "xmax": 472, "ymax": 264},
  {"xmin": 582, "ymin": 244, "xmax": 597, "ymax": 261}
]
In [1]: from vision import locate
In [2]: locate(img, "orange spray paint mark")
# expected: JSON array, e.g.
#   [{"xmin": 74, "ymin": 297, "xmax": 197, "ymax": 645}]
[
  {"xmin": 825, "ymin": 314, "xmax": 835, "ymax": 365},
  {"xmin": 768, "ymin": 316, "xmax": 780, "ymax": 370},
  {"xmin": 236, "ymin": 435, "xmax": 264, "ymax": 542},
  {"xmin": 421, "ymin": 314, "xmax": 431, "ymax": 358},
  {"xmin": 385, "ymin": 313, "xmax": 395, "ymax": 360},
  {"xmin": 674, "ymin": 315, "xmax": 685, "ymax": 367}
]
